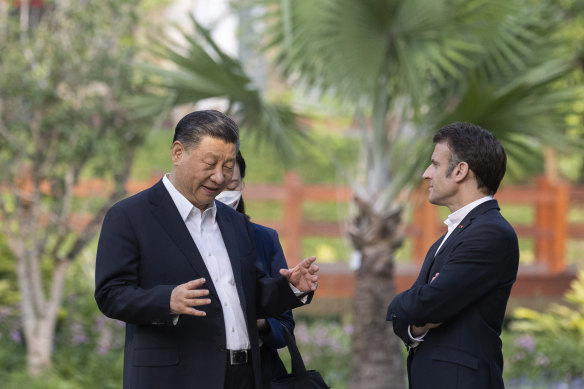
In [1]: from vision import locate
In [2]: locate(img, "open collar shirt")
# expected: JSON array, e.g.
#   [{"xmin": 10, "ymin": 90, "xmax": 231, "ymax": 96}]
[
  {"xmin": 435, "ymin": 195, "xmax": 495, "ymax": 255},
  {"xmin": 163, "ymin": 175, "xmax": 250, "ymax": 351}
]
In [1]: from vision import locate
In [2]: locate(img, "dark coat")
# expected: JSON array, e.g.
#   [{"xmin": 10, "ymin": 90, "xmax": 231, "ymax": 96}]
[
  {"xmin": 95, "ymin": 180, "xmax": 307, "ymax": 389},
  {"xmin": 251, "ymin": 223, "xmax": 295, "ymax": 386},
  {"xmin": 387, "ymin": 200, "xmax": 519, "ymax": 389}
]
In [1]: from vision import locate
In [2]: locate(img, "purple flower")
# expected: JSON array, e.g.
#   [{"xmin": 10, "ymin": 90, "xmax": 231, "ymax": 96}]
[
  {"xmin": 512, "ymin": 352, "xmax": 525, "ymax": 362},
  {"xmin": 97, "ymin": 331, "xmax": 111, "ymax": 355},
  {"xmin": 71, "ymin": 322, "xmax": 89, "ymax": 345},
  {"xmin": 330, "ymin": 338, "xmax": 342, "ymax": 352},
  {"xmin": 513, "ymin": 335, "xmax": 535, "ymax": 352},
  {"xmin": 0, "ymin": 306, "xmax": 11, "ymax": 320},
  {"xmin": 10, "ymin": 329, "xmax": 22, "ymax": 344},
  {"xmin": 343, "ymin": 324, "xmax": 354, "ymax": 335},
  {"xmin": 294, "ymin": 323, "xmax": 310, "ymax": 345},
  {"xmin": 94, "ymin": 316, "xmax": 106, "ymax": 332}
]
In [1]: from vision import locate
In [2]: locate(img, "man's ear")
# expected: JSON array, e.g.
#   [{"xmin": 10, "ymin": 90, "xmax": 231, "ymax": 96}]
[
  {"xmin": 454, "ymin": 161, "xmax": 470, "ymax": 183},
  {"xmin": 171, "ymin": 141, "xmax": 184, "ymax": 165}
]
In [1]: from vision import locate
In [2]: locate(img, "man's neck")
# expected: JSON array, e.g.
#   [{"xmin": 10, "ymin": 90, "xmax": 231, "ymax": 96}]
[{"xmin": 447, "ymin": 191, "xmax": 490, "ymax": 213}]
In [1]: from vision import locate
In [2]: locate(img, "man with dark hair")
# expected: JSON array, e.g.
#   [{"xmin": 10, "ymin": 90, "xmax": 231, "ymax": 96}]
[
  {"xmin": 387, "ymin": 122, "xmax": 519, "ymax": 389},
  {"xmin": 95, "ymin": 110, "xmax": 319, "ymax": 389}
]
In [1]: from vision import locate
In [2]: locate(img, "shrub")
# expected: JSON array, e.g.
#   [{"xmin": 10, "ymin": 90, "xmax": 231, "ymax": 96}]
[{"xmin": 504, "ymin": 270, "xmax": 584, "ymax": 384}]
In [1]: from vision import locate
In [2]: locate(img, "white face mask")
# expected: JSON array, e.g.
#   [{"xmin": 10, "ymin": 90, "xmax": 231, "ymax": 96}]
[{"xmin": 215, "ymin": 190, "xmax": 242, "ymax": 210}]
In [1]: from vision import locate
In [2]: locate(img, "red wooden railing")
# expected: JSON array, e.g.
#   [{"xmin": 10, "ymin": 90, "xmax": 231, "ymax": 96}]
[{"xmin": 8, "ymin": 171, "xmax": 582, "ymax": 298}]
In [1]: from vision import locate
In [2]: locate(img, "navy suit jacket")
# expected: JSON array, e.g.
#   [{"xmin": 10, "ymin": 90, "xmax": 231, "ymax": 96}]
[
  {"xmin": 251, "ymin": 223, "xmax": 295, "ymax": 386},
  {"xmin": 94, "ymin": 180, "xmax": 307, "ymax": 389},
  {"xmin": 387, "ymin": 200, "xmax": 519, "ymax": 389}
]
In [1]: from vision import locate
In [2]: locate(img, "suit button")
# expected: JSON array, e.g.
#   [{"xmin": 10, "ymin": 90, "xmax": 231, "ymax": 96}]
[{"xmin": 217, "ymin": 345, "xmax": 225, "ymax": 351}]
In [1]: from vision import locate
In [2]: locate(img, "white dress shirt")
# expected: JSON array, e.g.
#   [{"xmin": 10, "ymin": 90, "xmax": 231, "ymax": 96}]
[
  {"xmin": 409, "ymin": 195, "xmax": 494, "ymax": 346},
  {"xmin": 163, "ymin": 175, "xmax": 250, "ymax": 350},
  {"xmin": 434, "ymin": 196, "xmax": 494, "ymax": 255}
]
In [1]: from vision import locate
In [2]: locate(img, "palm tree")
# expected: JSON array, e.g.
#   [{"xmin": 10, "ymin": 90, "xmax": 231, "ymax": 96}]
[
  {"xmin": 258, "ymin": 1, "xmax": 581, "ymax": 387},
  {"xmin": 144, "ymin": 1, "xmax": 581, "ymax": 387}
]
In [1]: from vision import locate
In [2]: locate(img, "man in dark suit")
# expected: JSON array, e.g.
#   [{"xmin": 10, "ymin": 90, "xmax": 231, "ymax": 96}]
[
  {"xmin": 387, "ymin": 122, "xmax": 519, "ymax": 389},
  {"xmin": 94, "ymin": 110, "xmax": 319, "ymax": 389}
]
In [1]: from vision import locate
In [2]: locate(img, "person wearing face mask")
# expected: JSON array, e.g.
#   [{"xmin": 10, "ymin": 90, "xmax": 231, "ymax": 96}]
[{"xmin": 216, "ymin": 151, "xmax": 294, "ymax": 388}]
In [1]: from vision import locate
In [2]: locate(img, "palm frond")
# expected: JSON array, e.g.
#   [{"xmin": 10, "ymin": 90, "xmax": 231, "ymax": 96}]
[{"xmin": 137, "ymin": 14, "xmax": 306, "ymax": 159}]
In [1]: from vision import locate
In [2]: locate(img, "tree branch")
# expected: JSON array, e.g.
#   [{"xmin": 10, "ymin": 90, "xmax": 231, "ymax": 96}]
[
  {"xmin": 65, "ymin": 148, "xmax": 136, "ymax": 261},
  {"xmin": 0, "ymin": 99, "xmax": 26, "ymax": 151}
]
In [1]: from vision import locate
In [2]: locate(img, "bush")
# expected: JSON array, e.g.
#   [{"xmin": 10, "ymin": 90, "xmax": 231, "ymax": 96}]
[
  {"xmin": 278, "ymin": 317, "xmax": 352, "ymax": 389},
  {"xmin": 503, "ymin": 271, "xmax": 584, "ymax": 385},
  {"xmin": 0, "ymin": 293, "xmax": 125, "ymax": 389}
]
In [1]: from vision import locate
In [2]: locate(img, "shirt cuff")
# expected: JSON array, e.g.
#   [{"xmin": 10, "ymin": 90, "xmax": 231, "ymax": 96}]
[
  {"xmin": 289, "ymin": 283, "xmax": 309, "ymax": 304},
  {"xmin": 172, "ymin": 314, "xmax": 180, "ymax": 326},
  {"xmin": 408, "ymin": 325, "xmax": 427, "ymax": 348}
]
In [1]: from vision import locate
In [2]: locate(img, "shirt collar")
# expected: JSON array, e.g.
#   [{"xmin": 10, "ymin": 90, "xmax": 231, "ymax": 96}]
[
  {"xmin": 444, "ymin": 195, "xmax": 494, "ymax": 230},
  {"xmin": 162, "ymin": 174, "xmax": 217, "ymax": 222}
]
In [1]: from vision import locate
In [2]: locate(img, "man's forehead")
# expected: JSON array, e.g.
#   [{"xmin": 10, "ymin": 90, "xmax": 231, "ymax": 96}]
[
  {"xmin": 193, "ymin": 136, "xmax": 237, "ymax": 157},
  {"xmin": 433, "ymin": 141, "xmax": 452, "ymax": 158}
]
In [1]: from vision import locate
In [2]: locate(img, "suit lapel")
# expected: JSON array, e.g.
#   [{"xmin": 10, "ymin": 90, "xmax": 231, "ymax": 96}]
[
  {"xmin": 216, "ymin": 203, "xmax": 247, "ymax": 313},
  {"xmin": 147, "ymin": 180, "xmax": 220, "ymax": 300},
  {"xmin": 427, "ymin": 200, "xmax": 500, "ymax": 278},
  {"xmin": 422, "ymin": 236, "xmax": 445, "ymax": 284}
]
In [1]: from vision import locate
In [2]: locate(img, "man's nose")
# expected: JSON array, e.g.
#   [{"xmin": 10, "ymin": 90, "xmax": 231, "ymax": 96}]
[
  {"xmin": 422, "ymin": 166, "xmax": 431, "ymax": 179},
  {"xmin": 211, "ymin": 166, "xmax": 226, "ymax": 185}
]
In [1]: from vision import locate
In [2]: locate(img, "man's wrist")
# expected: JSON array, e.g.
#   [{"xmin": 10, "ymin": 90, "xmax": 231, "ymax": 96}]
[{"xmin": 408, "ymin": 325, "xmax": 428, "ymax": 341}]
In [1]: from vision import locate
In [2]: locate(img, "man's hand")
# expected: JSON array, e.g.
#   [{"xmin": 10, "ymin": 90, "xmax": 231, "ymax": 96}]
[
  {"xmin": 411, "ymin": 322, "xmax": 441, "ymax": 337},
  {"xmin": 280, "ymin": 256, "xmax": 319, "ymax": 292},
  {"xmin": 170, "ymin": 278, "xmax": 211, "ymax": 316},
  {"xmin": 257, "ymin": 319, "xmax": 271, "ymax": 335}
]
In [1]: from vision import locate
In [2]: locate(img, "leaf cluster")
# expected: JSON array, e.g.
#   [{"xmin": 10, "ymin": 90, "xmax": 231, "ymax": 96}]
[
  {"xmin": 256, "ymin": 0, "xmax": 583, "ymax": 187},
  {"xmin": 135, "ymin": 15, "xmax": 307, "ymax": 160},
  {"xmin": 505, "ymin": 271, "xmax": 584, "ymax": 380}
]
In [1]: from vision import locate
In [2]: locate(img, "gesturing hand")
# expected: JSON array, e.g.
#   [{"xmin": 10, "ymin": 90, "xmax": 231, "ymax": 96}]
[
  {"xmin": 170, "ymin": 278, "xmax": 211, "ymax": 316},
  {"xmin": 280, "ymin": 256, "xmax": 319, "ymax": 292}
]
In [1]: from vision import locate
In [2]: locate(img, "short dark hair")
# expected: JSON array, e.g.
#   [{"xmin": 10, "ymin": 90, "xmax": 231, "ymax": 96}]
[
  {"xmin": 433, "ymin": 122, "xmax": 506, "ymax": 195},
  {"xmin": 235, "ymin": 150, "xmax": 247, "ymax": 216},
  {"xmin": 172, "ymin": 110, "xmax": 240, "ymax": 150}
]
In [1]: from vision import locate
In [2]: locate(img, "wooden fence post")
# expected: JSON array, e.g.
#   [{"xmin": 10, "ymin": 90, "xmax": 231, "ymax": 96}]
[
  {"xmin": 535, "ymin": 177, "xmax": 552, "ymax": 265},
  {"xmin": 550, "ymin": 181, "xmax": 570, "ymax": 273},
  {"xmin": 412, "ymin": 185, "xmax": 440, "ymax": 264},
  {"xmin": 282, "ymin": 172, "xmax": 303, "ymax": 267}
]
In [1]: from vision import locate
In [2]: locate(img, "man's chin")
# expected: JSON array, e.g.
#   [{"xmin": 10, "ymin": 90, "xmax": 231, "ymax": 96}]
[{"xmin": 428, "ymin": 196, "xmax": 440, "ymax": 206}]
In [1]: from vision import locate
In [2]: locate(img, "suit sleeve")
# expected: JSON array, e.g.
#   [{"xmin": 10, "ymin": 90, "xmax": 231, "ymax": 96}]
[
  {"xmin": 246, "ymin": 221, "xmax": 307, "ymax": 319},
  {"xmin": 259, "ymin": 228, "xmax": 295, "ymax": 349},
  {"xmin": 94, "ymin": 204, "xmax": 176, "ymax": 326},
  {"xmin": 388, "ymin": 222, "xmax": 518, "ymax": 339}
]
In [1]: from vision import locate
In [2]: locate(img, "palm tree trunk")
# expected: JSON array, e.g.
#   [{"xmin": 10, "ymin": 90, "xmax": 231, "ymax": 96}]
[
  {"xmin": 348, "ymin": 199, "xmax": 406, "ymax": 388},
  {"xmin": 350, "ymin": 251, "xmax": 405, "ymax": 388}
]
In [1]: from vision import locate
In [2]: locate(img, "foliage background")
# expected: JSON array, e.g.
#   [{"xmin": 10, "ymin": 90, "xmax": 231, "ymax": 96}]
[{"xmin": 1, "ymin": 0, "xmax": 584, "ymax": 387}]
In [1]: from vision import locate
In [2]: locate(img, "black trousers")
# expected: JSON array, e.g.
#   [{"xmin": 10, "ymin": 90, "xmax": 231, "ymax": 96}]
[{"xmin": 224, "ymin": 360, "xmax": 255, "ymax": 389}]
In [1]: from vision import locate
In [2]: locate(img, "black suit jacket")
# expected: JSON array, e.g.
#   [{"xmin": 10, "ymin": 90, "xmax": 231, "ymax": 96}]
[
  {"xmin": 94, "ymin": 180, "xmax": 307, "ymax": 389},
  {"xmin": 387, "ymin": 200, "xmax": 519, "ymax": 389},
  {"xmin": 251, "ymin": 223, "xmax": 295, "ymax": 386}
]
